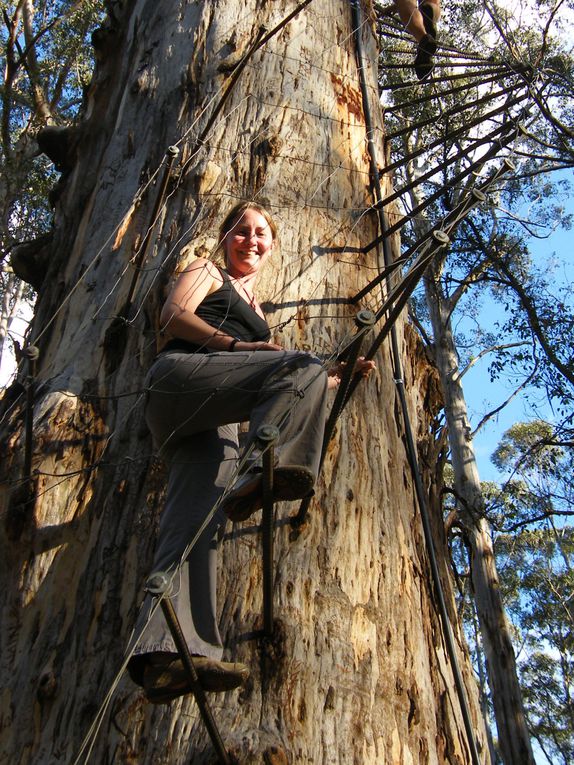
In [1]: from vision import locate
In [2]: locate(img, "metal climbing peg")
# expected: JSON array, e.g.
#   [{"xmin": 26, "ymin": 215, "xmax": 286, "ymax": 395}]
[
  {"xmin": 144, "ymin": 572, "xmax": 231, "ymax": 765},
  {"xmin": 257, "ymin": 424, "xmax": 280, "ymax": 443},
  {"xmin": 144, "ymin": 572, "xmax": 171, "ymax": 596},
  {"xmin": 355, "ymin": 309, "xmax": 377, "ymax": 328},
  {"xmin": 432, "ymin": 229, "xmax": 450, "ymax": 245},
  {"xmin": 330, "ymin": 309, "xmax": 376, "ymax": 436},
  {"xmin": 257, "ymin": 424, "xmax": 279, "ymax": 639}
]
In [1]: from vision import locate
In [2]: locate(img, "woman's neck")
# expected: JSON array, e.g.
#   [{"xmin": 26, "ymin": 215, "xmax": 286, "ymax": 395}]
[
  {"xmin": 224, "ymin": 268, "xmax": 262, "ymax": 315},
  {"xmin": 226, "ymin": 269, "xmax": 258, "ymax": 291}
]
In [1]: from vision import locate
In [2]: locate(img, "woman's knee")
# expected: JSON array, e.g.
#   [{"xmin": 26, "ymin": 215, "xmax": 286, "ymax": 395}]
[{"xmin": 287, "ymin": 352, "xmax": 327, "ymax": 391}]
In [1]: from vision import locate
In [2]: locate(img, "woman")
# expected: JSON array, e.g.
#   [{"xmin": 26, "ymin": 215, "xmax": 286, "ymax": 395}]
[
  {"xmin": 128, "ymin": 202, "xmax": 374, "ymax": 703},
  {"xmin": 393, "ymin": 0, "xmax": 441, "ymax": 80}
]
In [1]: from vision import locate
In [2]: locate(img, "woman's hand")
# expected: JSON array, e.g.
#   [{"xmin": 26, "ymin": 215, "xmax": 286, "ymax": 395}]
[
  {"xmin": 233, "ymin": 340, "xmax": 283, "ymax": 352},
  {"xmin": 327, "ymin": 356, "xmax": 376, "ymax": 389}
]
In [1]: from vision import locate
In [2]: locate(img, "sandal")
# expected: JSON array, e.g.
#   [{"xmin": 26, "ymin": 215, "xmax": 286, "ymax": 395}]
[
  {"xmin": 142, "ymin": 655, "xmax": 249, "ymax": 704},
  {"xmin": 222, "ymin": 465, "xmax": 315, "ymax": 522}
]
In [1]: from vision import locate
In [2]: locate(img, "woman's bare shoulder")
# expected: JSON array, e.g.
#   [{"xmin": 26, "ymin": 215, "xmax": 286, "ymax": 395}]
[
  {"xmin": 181, "ymin": 257, "xmax": 222, "ymax": 276},
  {"xmin": 175, "ymin": 258, "xmax": 224, "ymax": 288}
]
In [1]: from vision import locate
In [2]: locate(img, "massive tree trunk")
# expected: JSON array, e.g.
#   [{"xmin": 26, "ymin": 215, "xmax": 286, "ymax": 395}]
[{"xmin": 1, "ymin": 1, "xmax": 488, "ymax": 762}]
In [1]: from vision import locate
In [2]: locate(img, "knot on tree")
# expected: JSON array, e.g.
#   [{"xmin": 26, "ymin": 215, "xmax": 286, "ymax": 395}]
[
  {"xmin": 11, "ymin": 232, "xmax": 53, "ymax": 291},
  {"xmin": 37, "ymin": 126, "xmax": 79, "ymax": 174},
  {"xmin": 226, "ymin": 729, "xmax": 290, "ymax": 764},
  {"xmin": 5, "ymin": 478, "xmax": 37, "ymax": 542},
  {"xmin": 37, "ymin": 670, "xmax": 58, "ymax": 702},
  {"xmin": 91, "ymin": 25, "xmax": 119, "ymax": 61}
]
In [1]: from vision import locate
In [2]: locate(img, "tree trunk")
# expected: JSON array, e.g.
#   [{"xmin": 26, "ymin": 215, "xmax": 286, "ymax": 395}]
[
  {"xmin": 0, "ymin": 269, "xmax": 24, "ymax": 370},
  {"xmin": 0, "ymin": 1, "xmax": 488, "ymax": 762},
  {"xmin": 424, "ymin": 269, "xmax": 535, "ymax": 765}
]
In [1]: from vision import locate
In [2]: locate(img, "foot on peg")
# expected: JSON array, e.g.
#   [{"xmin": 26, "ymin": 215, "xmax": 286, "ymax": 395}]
[
  {"xmin": 223, "ymin": 465, "xmax": 315, "ymax": 522},
  {"xmin": 142, "ymin": 654, "xmax": 249, "ymax": 703}
]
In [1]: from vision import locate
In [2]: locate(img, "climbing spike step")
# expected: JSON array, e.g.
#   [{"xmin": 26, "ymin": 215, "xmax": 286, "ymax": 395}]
[{"xmin": 144, "ymin": 573, "xmax": 231, "ymax": 765}]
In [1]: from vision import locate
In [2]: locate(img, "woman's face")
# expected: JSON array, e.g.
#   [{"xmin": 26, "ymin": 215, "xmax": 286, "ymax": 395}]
[{"xmin": 223, "ymin": 208, "xmax": 275, "ymax": 278}]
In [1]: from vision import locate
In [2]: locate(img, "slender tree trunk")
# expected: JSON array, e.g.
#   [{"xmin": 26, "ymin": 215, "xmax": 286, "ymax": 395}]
[
  {"xmin": 1, "ymin": 2, "xmax": 488, "ymax": 762},
  {"xmin": 424, "ymin": 268, "xmax": 535, "ymax": 765},
  {"xmin": 0, "ymin": 269, "xmax": 24, "ymax": 370}
]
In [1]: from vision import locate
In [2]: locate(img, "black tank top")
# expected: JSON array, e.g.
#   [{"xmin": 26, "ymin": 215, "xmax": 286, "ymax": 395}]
[{"xmin": 162, "ymin": 270, "xmax": 271, "ymax": 354}]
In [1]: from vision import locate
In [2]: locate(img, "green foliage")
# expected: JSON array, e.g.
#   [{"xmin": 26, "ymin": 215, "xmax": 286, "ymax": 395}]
[
  {"xmin": 495, "ymin": 525, "xmax": 574, "ymax": 765},
  {"xmin": 488, "ymin": 420, "xmax": 573, "ymax": 530},
  {"xmin": 0, "ymin": 0, "xmax": 104, "ymax": 367},
  {"xmin": 451, "ymin": 422, "xmax": 574, "ymax": 762},
  {"xmin": 0, "ymin": 0, "xmax": 104, "ymax": 251},
  {"xmin": 450, "ymin": 419, "xmax": 574, "ymax": 763}
]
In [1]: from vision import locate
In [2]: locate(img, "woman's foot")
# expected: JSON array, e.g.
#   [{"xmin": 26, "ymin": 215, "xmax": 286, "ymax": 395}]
[
  {"xmin": 414, "ymin": 33, "xmax": 437, "ymax": 80},
  {"xmin": 222, "ymin": 465, "xmax": 315, "ymax": 522},
  {"xmin": 415, "ymin": 3, "xmax": 439, "ymax": 80},
  {"xmin": 141, "ymin": 654, "xmax": 249, "ymax": 704}
]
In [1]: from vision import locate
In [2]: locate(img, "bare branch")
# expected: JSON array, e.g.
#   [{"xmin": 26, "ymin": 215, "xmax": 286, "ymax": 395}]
[
  {"xmin": 495, "ymin": 509, "xmax": 574, "ymax": 533},
  {"xmin": 22, "ymin": 0, "xmax": 53, "ymax": 123},
  {"xmin": 493, "ymin": 256, "xmax": 574, "ymax": 389},
  {"xmin": 471, "ymin": 366, "xmax": 537, "ymax": 438},
  {"xmin": 461, "ymin": 342, "xmax": 529, "ymax": 379}
]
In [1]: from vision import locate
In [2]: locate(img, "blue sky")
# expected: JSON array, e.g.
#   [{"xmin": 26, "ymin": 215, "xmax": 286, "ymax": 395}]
[{"xmin": 463, "ymin": 184, "xmax": 573, "ymax": 482}]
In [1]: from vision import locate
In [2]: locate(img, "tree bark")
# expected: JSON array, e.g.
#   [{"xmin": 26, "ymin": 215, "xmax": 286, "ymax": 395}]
[{"xmin": 0, "ymin": 1, "xmax": 488, "ymax": 762}]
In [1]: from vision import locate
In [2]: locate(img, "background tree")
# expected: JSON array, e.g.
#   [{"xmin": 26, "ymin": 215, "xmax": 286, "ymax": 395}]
[
  {"xmin": 0, "ymin": 0, "xmax": 104, "ymax": 371},
  {"xmin": 0, "ymin": 1, "xmax": 489, "ymax": 763},
  {"xmin": 492, "ymin": 422, "xmax": 574, "ymax": 764},
  {"xmin": 375, "ymin": 0, "xmax": 574, "ymax": 761}
]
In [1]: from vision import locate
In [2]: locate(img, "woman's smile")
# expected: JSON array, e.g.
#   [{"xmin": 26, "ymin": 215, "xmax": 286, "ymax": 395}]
[{"xmin": 224, "ymin": 208, "xmax": 274, "ymax": 277}]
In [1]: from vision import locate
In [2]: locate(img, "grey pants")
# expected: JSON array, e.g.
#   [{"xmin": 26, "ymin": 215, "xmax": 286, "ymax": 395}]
[{"xmin": 131, "ymin": 349, "xmax": 328, "ymax": 660}]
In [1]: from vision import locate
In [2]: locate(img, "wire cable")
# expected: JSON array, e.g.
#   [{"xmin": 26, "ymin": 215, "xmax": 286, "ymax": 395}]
[{"xmin": 351, "ymin": 2, "xmax": 482, "ymax": 762}]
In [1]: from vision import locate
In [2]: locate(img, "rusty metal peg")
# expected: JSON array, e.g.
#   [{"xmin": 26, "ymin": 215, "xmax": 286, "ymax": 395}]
[
  {"xmin": 257, "ymin": 423, "xmax": 279, "ymax": 507},
  {"xmin": 292, "ymin": 311, "xmax": 375, "ymax": 531}
]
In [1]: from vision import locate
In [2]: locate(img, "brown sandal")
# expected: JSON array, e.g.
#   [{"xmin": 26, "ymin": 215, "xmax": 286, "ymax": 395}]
[
  {"xmin": 143, "ymin": 655, "xmax": 249, "ymax": 703},
  {"xmin": 222, "ymin": 465, "xmax": 315, "ymax": 522}
]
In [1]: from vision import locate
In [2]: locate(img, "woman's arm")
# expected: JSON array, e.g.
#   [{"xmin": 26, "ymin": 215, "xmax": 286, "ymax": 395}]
[
  {"xmin": 160, "ymin": 258, "xmax": 282, "ymax": 352},
  {"xmin": 160, "ymin": 259, "xmax": 231, "ymax": 349}
]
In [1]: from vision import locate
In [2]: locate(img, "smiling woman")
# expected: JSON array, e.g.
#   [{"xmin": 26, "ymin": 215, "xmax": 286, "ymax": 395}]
[
  {"xmin": 127, "ymin": 202, "xmax": 374, "ymax": 703},
  {"xmin": 221, "ymin": 204, "xmax": 276, "ymax": 296}
]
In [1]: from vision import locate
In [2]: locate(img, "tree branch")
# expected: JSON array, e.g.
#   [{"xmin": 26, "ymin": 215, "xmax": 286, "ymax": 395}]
[
  {"xmin": 493, "ymin": 256, "xmax": 574, "ymax": 389},
  {"xmin": 460, "ymin": 342, "xmax": 529, "ymax": 380},
  {"xmin": 471, "ymin": 366, "xmax": 537, "ymax": 439},
  {"xmin": 22, "ymin": 0, "xmax": 53, "ymax": 123},
  {"xmin": 495, "ymin": 509, "xmax": 574, "ymax": 533}
]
